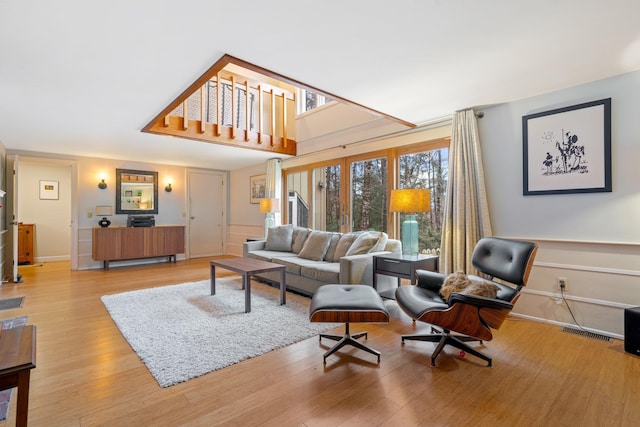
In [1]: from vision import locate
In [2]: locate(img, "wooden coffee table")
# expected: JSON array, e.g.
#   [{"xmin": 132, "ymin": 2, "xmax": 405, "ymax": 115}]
[{"xmin": 210, "ymin": 257, "xmax": 286, "ymax": 313}]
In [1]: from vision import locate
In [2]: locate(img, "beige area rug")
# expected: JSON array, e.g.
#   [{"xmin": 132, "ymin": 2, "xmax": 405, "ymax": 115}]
[{"xmin": 101, "ymin": 278, "xmax": 337, "ymax": 387}]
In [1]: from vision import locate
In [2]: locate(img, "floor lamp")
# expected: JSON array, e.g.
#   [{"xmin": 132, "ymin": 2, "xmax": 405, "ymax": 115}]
[
  {"xmin": 389, "ymin": 189, "xmax": 431, "ymax": 256},
  {"xmin": 260, "ymin": 198, "xmax": 280, "ymax": 238}
]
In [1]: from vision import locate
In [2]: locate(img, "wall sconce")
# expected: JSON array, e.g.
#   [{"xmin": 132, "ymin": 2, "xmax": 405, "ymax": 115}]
[
  {"xmin": 98, "ymin": 178, "xmax": 107, "ymax": 189},
  {"xmin": 165, "ymin": 183, "xmax": 172, "ymax": 192}
]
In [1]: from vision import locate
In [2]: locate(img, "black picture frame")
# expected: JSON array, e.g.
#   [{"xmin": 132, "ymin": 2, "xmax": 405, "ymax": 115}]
[
  {"xmin": 115, "ymin": 169, "xmax": 159, "ymax": 215},
  {"xmin": 522, "ymin": 98, "xmax": 611, "ymax": 196}
]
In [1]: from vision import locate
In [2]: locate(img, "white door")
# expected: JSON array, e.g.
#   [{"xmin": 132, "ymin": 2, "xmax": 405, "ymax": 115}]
[
  {"xmin": 188, "ymin": 170, "xmax": 225, "ymax": 258},
  {"xmin": 7, "ymin": 155, "xmax": 21, "ymax": 282},
  {"xmin": 12, "ymin": 157, "xmax": 20, "ymax": 282}
]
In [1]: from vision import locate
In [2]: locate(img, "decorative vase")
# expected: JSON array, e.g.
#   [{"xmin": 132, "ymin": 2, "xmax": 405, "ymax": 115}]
[{"xmin": 98, "ymin": 217, "xmax": 111, "ymax": 228}]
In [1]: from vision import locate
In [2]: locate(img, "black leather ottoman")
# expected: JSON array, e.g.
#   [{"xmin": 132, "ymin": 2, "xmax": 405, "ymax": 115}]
[{"xmin": 309, "ymin": 284, "xmax": 390, "ymax": 363}]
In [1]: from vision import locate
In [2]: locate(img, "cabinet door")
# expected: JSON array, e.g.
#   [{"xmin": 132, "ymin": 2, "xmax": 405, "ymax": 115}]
[
  {"xmin": 120, "ymin": 228, "xmax": 145, "ymax": 259},
  {"xmin": 92, "ymin": 228, "xmax": 122, "ymax": 260},
  {"xmin": 143, "ymin": 227, "xmax": 161, "ymax": 257},
  {"xmin": 165, "ymin": 226, "xmax": 185, "ymax": 255},
  {"xmin": 18, "ymin": 224, "xmax": 34, "ymax": 264}
]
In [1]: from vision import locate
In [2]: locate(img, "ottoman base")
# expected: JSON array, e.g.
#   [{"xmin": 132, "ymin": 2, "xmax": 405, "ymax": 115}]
[{"xmin": 320, "ymin": 323, "xmax": 380, "ymax": 363}]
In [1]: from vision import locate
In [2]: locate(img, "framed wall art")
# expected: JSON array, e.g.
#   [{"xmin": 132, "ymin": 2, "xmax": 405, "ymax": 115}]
[
  {"xmin": 250, "ymin": 174, "xmax": 266, "ymax": 204},
  {"xmin": 39, "ymin": 180, "xmax": 59, "ymax": 200},
  {"xmin": 522, "ymin": 98, "xmax": 611, "ymax": 196}
]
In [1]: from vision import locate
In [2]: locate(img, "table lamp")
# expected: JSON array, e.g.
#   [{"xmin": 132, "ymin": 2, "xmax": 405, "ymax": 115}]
[
  {"xmin": 389, "ymin": 189, "xmax": 430, "ymax": 255},
  {"xmin": 259, "ymin": 198, "xmax": 280, "ymax": 237},
  {"xmin": 96, "ymin": 206, "xmax": 113, "ymax": 228}
]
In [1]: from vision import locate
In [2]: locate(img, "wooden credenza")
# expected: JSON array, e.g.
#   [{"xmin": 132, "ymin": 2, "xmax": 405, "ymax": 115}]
[
  {"xmin": 18, "ymin": 223, "xmax": 35, "ymax": 265},
  {"xmin": 92, "ymin": 226, "xmax": 185, "ymax": 270}
]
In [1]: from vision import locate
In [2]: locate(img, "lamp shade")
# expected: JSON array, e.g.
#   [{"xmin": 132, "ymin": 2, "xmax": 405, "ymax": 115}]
[
  {"xmin": 259, "ymin": 198, "xmax": 280, "ymax": 213},
  {"xmin": 389, "ymin": 189, "xmax": 431, "ymax": 213},
  {"xmin": 95, "ymin": 206, "xmax": 113, "ymax": 216}
]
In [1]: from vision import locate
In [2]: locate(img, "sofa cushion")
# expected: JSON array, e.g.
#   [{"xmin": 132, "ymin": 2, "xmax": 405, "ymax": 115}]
[
  {"xmin": 298, "ymin": 231, "xmax": 333, "ymax": 261},
  {"xmin": 264, "ymin": 225, "xmax": 294, "ymax": 251},
  {"xmin": 330, "ymin": 232, "xmax": 362, "ymax": 262},
  {"xmin": 246, "ymin": 250, "xmax": 297, "ymax": 263},
  {"xmin": 291, "ymin": 227, "xmax": 311, "ymax": 254},
  {"xmin": 301, "ymin": 262, "xmax": 340, "ymax": 284},
  {"xmin": 346, "ymin": 231, "xmax": 384, "ymax": 256},
  {"xmin": 272, "ymin": 256, "xmax": 321, "ymax": 276},
  {"xmin": 323, "ymin": 233, "xmax": 342, "ymax": 262}
]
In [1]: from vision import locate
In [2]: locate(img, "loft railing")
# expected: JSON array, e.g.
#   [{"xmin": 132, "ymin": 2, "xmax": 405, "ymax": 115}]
[
  {"xmin": 142, "ymin": 56, "xmax": 297, "ymax": 156},
  {"xmin": 142, "ymin": 54, "xmax": 416, "ymax": 156}
]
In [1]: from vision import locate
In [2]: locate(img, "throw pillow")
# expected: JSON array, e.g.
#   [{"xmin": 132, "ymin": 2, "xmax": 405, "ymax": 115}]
[
  {"xmin": 330, "ymin": 232, "xmax": 362, "ymax": 262},
  {"xmin": 373, "ymin": 231, "xmax": 389, "ymax": 252},
  {"xmin": 298, "ymin": 231, "xmax": 333, "ymax": 261},
  {"xmin": 322, "ymin": 233, "xmax": 342, "ymax": 262},
  {"xmin": 440, "ymin": 271, "xmax": 499, "ymax": 300},
  {"xmin": 291, "ymin": 227, "xmax": 311, "ymax": 253},
  {"xmin": 345, "ymin": 231, "xmax": 383, "ymax": 256},
  {"xmin": 264, "ymin": 225, "xmax": 294, "ymax": 252}
]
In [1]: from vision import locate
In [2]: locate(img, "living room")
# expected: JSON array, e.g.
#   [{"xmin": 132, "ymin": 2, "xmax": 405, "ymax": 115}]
[{"xmin": 1, "ymin": 1, "xmax": 639, "ymax": 425}]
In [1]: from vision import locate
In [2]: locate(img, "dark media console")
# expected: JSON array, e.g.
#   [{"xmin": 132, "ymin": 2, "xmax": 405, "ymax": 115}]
[{"xmin": 127, "ymin": 215, "xmax": 155, "ymax": 227}]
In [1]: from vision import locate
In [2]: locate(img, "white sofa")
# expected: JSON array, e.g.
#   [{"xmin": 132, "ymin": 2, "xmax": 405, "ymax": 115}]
[{"xmin": 243, "ymin": 225, "xmax": 402, "ymax": 296}]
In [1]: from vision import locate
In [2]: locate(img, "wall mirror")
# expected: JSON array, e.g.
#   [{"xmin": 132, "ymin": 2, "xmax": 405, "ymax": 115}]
[{"xmin": 115, "ymin": 168, "xmax": 158, "ymax": 215}]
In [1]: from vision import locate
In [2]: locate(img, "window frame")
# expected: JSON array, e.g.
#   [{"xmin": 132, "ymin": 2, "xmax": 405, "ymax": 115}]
[{"xmin": 282, "ymin": 138, "xmax": 450, "ymax": 241}]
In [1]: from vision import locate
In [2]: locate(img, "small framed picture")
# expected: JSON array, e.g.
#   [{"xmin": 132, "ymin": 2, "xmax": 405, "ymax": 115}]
[
  {"xmin": 39, "ymin": 180, "xmax": 59, "ymax": 200},
  {"xmin": 250, "ymin": 174, "xmax": 266, "ymax": 204}
]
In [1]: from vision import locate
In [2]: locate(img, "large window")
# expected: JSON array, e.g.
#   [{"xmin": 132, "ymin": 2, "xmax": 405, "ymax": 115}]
[
  {"xmin": 283, "ymin": 139, "xmax": 449, "ymax": 249},
  {"xmin": 398, "ymin": 146, "xmax": 448, "ymax": 252},
  {"xmin": 297, "ymin": 89, "xmax": 332, "ymax": 114},
  {"xmin": 351, "ymin": 157, "xmax": 388, "ymax": 232}
]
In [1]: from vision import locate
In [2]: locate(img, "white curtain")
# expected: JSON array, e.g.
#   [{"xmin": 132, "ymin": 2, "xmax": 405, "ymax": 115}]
[
  {"xmin": 440, "ymin": 109, "xmax": 492, "ymax": 275},
  {"xmin": 265, "ymin": 158, "xmax": 282, "ymax": 225}
]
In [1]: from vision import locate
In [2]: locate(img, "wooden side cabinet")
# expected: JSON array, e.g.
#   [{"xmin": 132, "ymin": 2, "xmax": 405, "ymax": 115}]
[
  {"xmin": 92, "ymin": 226, "xmax": 185, "ymax": 269},
  {"xmin": 18, "ymin": 223, "xmax": 35, "ymax": 265}
]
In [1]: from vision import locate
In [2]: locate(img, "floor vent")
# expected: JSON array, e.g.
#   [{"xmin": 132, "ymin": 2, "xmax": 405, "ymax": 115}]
[{"xmin": 560, "ymin": 326, "xmax": 613, "ymax": 342}]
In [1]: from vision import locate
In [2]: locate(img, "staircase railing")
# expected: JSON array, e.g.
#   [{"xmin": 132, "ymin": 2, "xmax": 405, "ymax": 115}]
[{"xmin": 288, "ymin": 191, "xmax": 309, "ymax": 228}]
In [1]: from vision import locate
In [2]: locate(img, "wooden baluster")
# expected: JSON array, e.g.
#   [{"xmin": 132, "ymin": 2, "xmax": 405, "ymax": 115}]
[
  {"xmin": 163, "ymin": 115, "xmax": 169, "ymax": 127},
  {"xmin": 244, "ymin": 80, "xmax": 250, "ymax": 141},
  {"xmin": 215, "ymin": 72, "xmax": 222, "ymax": 136},
  {"xmin": 182, "ymin": 100, "xmax": 188, "ymax": 130},
  {"xmin": 257, "ymin": 85, "xmax": 263, "ymax": 144},
  {"xmin": 231, "ymin": 75, "xmax": 236, "ymax": 140},
  {"xmin": 200, "ymin": 84, "xmax": 206, "ymax": 134},
  {"xmin": 270, "ymin": 89, "xmax": 275, "ymax": 146},
  {"xmin": 282, "ymin": 93, "xmax": 287, "ymax": 148}
]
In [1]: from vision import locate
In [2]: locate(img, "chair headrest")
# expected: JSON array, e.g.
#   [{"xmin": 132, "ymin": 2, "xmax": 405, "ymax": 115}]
[{"xmin": 471, "ymin": 237, "xmax": 538, "ymax": 286}]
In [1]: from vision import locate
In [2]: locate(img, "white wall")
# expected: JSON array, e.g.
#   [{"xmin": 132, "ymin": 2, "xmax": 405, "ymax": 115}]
[
  {"xmin": 8, "ymin": 152, "xmax": 203, "ymax": 270},
  {"xmin": 478, "ymin": 70, "xmax": 640, "ymax": 337},
  {"xmin": 18, "ymin": 161, "xmax": 72, "ymax": 261},
  {"xmin": 227, "ymin": 163, "xmax": 268, "ymax": 256},
  {"xmin": 76, "ymin": 157, "xmax": 188, "ymax": 269}
]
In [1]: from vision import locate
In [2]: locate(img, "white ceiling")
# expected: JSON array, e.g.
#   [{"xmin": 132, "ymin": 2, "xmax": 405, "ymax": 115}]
[{"xmin": 1, "ymin": 0, "xmax": 639, "ymax": 170}]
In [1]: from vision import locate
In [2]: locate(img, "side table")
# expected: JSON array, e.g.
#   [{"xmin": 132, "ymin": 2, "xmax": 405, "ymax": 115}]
[
  {"xmin": 0, "ymin": 325, "xmax": 36, "ymax": 427},
  {"xmin": 372, "ymin": 253, "xmax": 439, "ymax": 299}
]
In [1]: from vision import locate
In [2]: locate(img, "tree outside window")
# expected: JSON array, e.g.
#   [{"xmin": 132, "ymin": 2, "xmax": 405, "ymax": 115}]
[{"xmin": 398, "ymin": 148, "xmax": 448, "ymax": 252}]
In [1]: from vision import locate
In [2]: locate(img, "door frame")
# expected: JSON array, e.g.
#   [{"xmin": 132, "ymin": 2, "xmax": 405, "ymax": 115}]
[{"xmin": 5, "ymin": 154, "xmax": 78, "ymax": 281}]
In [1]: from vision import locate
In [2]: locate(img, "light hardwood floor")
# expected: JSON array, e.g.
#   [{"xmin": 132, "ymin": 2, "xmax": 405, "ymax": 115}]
[{"xmin": 1, "ymin": 258, "xmax": 639, "ymax": 426}]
